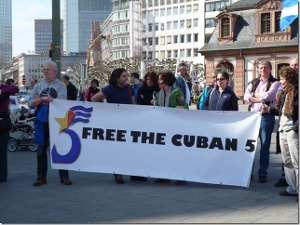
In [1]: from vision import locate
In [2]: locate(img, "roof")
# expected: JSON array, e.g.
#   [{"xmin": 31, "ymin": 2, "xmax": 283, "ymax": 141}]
[
  {"xmin": 199, "ymin": 5, "xmax": 298, "ymax": 53},
  {"xmin": 226, "ymin": 0, "xmax": 262, "ymax": 11}
]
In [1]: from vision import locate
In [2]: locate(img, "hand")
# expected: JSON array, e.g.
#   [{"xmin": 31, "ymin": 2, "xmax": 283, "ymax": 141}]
[
  {"xmin": 260, "ymin": 104, "xmax": 269, "ymax": 113},
  {"xmin": 150, "ymin": 99, "xmax": 156, "ymax": 105}
]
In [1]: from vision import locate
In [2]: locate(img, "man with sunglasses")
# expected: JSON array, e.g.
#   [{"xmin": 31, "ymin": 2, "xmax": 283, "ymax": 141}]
[{"xmin": 28, "ymin": 61, "xmax": 72, "ymax": 186}]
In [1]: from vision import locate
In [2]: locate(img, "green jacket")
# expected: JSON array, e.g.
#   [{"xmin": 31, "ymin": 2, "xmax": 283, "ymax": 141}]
[{"xmin": 156, "ymin": 86, "xmax": 189, "ymax": 109}]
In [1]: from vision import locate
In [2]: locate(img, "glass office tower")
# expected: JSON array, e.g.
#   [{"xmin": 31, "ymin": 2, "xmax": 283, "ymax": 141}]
[
  {"xmin": 0, "ymin": 0, "xmax": 12, "ymax": 68},
  {"xmin": 62, "ymin": 0, "xmax": 112, "ymax": 54}
]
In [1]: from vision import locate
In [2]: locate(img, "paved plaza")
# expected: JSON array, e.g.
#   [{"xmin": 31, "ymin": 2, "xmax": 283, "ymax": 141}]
[{"xmin": 0, "ymin": 103, "xmax": 298, "ymax": 224}]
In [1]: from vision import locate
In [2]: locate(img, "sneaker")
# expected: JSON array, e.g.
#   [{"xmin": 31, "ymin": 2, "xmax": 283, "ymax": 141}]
[
  {"xmin": 274, "ymin": 178, "xmax": 288, "ymax": 187},
  {"xmin": 258, "ymin": 176, "xmax": 267, "ymax": 183},
  {"xmin": 60, "ymin": 178, "xmax": 72, "ymax": 185},
  {"xmin": 33, "ymin": 178, "xmax": 47, "ymax": 186}
]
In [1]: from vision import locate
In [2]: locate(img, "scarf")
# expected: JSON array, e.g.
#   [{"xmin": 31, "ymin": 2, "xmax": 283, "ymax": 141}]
[
  {"xmin": 158, "ymin": 87, "xmax": 172, "ymax": 107},
  {"xmin": 276, "ymin": 85, "xmax": 295, "ymax": 117}
]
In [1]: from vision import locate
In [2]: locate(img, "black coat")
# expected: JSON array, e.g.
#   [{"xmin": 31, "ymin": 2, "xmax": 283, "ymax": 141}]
[{"xmin": 67, "ymin": 82, "xmax": 78, "ymax": 100}]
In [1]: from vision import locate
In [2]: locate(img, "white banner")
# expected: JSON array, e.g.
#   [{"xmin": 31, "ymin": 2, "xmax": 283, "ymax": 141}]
[{"xmin": 49, "ymin": 99, "xmax": 261, "ymax": 188}]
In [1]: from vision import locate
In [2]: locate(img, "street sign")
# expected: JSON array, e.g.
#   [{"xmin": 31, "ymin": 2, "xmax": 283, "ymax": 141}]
[{"xmin": 22, "ymin": 78, "xmax": 27, "ymax": 84}]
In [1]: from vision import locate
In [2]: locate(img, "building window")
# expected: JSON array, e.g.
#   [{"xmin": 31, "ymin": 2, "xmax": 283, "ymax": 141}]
[
  {"xmin": 148, "ymin": 23, "xmax": 153, "ymax": 32},
  {"xmin": 205, "ymin": 18, "xmax": 215, "ymax": 28},
  {"xmin": 148, "ymin": 51, "xmax": 153, "ymax": 60},
  {"xmin": 275, "ymin": 11, "xmax": 281, "ymax": 32},
  {"xmin": 160, "ymin": 36, "xmax": 165, "ymax": 45},
  {"xmin": 180, "ymin": 6, "xmax": 185, "ymax": 14},
  {"xmin": 174, "ymin": 35, "xmax": 178, "ymax": 43},
  {"xmin": 173, "ymin": 0, "xmax": 178, "ymax": 3},
  {"xmin": 160, "ymin": 8, "xmax": 165, "ymax": 16},
  {"xmin": 154, "ymin": 0, "xmax": 158, "ymax": 6},
  {"xmin": 148, "ymin": 37, "xmax": 153, "ymax": 45},
  {"xmin": 154, "ymin": 9, "xmax": 159, "ymax": 16},
  {"xmin": 160, "ymin": 0, "xmax": 165, "ymax": 5},
  {"xmin": 167, "ymin": 36, "xmax": 172, "ymax": 44},
  {"xmin": 180, "ymin": 34, "xmax": 185, "ymax": 43},
  {"xmin": 167, "ymin": 0, "xmax": 171, "ymax": 4},
  {"xmin": 173, "ymin": 20, "xmax": 178, "ymax": 29},
  {"xmin": 148, "ymin": 0, "xmax": 153, "ymax": 7},
  {"xmin": 174, "ymin": 50, "xmax": 178, "ymax": 58},
  {"xmin": 193, "ymin": 4, "xmax": 198, "ymax": 12},
  {"xmin": 187, "ymin": 49, "xmax": 191, "ymax": 57},
  {"xmin": 180, "ymin": 49, "xmax": 185, "ymax": 58},
  {"xmin": 155, "ymin": 37, "xmax": 159, "ymax": 45},
  {"xmin": 187, "ymin": 34, "xmax": 191, "ymax": 42},
  {"xmin": 194, "ymin": 33, "xmax": 198, "ymax": 42},
  {"xmin": 167, "ymin": 50, "xmax": 172, "ymax": 58},
  {"xmin": 161, "ymin": 23, "xmax": 165, "ymax": 31},
  {"xmin": 193, "ymin": 48, "xmax": 198, "ymax": 57},
  {"xmin": 173, "ymin": 7, "xmax": 178, "ymax": 15},
  {"xmin": 193, "ymin": 18, "xmax": 198, "ymax": 27},
  {"xmin": 261, "ymin": 13, "xmax": 271, "ymax": 33},
  {"xmin": 180, "ymin": 20, "xmax": 185, "ymax": 28},
  {"xmin": 186, "ymin": 5, "xmax": 192, "ymax": 13},
  {"xmin": 167, "ymin": 21, "xmax": 172, "ymax": 30},
  {"xmin": 167, "ymin": 7, "xmax": 172, "ymax": 16},
  {"xmin": 160, "ymin": 51, "xmax": 165, "ymax": 59},
  {"xmin": 155, "ymin": 23, "xmax": 159, "ymax": 31},
  {"xmin": 221, "ymin": 18, "xmax": 230, "ymax": 37},
  {"xmin": 205, "ymin": 34, "xmax": 211, "ymax": 43},
  {"xmin": 186, "ymin": 19, "xmax": 192, "ymax": 28}
]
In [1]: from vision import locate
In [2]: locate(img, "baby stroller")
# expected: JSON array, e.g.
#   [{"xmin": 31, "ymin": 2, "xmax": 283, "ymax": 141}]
[{"xmin": 7, "ymin": 108, "xmax": 38, "ymax": 152}]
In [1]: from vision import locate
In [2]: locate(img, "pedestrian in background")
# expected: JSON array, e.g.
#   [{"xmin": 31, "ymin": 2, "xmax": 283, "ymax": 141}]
[
  {"xmin": 175, "ymin": 62, "xmax": 191, "ymax": 105},
  {"xmin": 130, "ymin": 72, "xmax": 142, "ymax": 104},
  {"xmin": 0, "ymin": 82, "xmax": 19, "ymax": 183},
  {"xmin": 244, "ymin": 60, "xmax": 280, "ymax": 183},
  {"xmin": 261, "ymin": 66, "xmax": 298, "ymax": 199},
  {"xmin": 137, "ymin": 71, "xmax": 160, "ymax": 105},
  {"xmin": 84, "ymin": 79, "xmax": 100, "ymax": 101},
  {"xmin": 61, "ymin": 74, "xmax": 78, "ymax": 100}
]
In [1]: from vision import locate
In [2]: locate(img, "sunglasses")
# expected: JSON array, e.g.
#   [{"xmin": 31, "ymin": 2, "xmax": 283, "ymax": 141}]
[{"xmin": 216, "ymin": 78, "xmax": 226, "ymax": 81}]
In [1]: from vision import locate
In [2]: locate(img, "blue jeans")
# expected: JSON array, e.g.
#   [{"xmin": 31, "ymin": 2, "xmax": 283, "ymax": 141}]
[{"xmin": 258, "ymin": 114, "xmax": 275, "ymax": 177}]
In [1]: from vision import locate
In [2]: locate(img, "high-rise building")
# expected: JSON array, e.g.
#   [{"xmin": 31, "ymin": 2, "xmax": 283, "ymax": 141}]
[
  {"xmin": 34, "ymin": 19, "xmax": 63, "ymax": 55},
  {"xmin": 61, "ymin": 0, "xmax": 112, "ymax": 54},
  {"xmin": 0, "ymin": 0, "xmax": 12, "ymax": 68}
]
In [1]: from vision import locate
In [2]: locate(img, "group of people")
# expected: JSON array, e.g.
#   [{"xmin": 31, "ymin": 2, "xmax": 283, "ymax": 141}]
[{"xmin": 0, "ymin": 58, "xmax": 298, "ymax": 201}]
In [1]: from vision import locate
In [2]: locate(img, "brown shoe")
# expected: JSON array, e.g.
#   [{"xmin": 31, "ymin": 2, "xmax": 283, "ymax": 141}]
[
  {"xmin": 33, "ymin": 178, "xmax": 47, "ymax": 186},
  {"xmin": 61, "ymin": 178, "xmax": 72, "ymax": 185}
]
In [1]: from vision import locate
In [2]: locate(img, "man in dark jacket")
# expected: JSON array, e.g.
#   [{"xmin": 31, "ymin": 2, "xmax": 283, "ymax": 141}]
[{"xmin": 61, "ymin": 74, "xmax": 78, "ymax": 100}]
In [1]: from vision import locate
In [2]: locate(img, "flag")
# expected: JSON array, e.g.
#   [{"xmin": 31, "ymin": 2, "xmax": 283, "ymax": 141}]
[{"xmin": 280, "ymin": 0, "xmax": 299, "ymax": 31}]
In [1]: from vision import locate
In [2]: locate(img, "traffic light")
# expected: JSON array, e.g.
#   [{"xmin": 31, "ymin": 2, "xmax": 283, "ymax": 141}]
[{"xmin": 49, "ymin": 43, "xmax": 55, "ymax": 58}]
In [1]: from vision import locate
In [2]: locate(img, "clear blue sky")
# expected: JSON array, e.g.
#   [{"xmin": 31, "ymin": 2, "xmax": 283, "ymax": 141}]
[{"xmin": 12, "ymin": 0, "xmax": 51, "ymax": 57}]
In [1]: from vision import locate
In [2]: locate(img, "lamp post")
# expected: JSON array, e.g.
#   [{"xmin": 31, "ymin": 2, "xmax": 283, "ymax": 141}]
[{"xmin": 52, "ymin": 0, "xmax": 61, "ymax": 78}]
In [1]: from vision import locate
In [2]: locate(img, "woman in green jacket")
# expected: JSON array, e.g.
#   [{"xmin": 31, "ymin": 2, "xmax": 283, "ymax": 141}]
[{"xmin": 151, "ymin": 71, "xmax": 189, "ymax": 109}]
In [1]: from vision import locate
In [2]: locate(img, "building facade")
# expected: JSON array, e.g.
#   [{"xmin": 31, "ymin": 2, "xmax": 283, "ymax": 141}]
[
  {"xmin": 0, "ymin": 0, "xmax": 12, "ymax": 68},
  {"xmin": 199, "ymin": 0, "xmax": 298, "ymax": 98},
  {"xmin": 34, "ymin": 19, "xmax": 64, "ymax": 55},
  {"xmin": 98, "ymin": 0, "xmax": 239, "ymax": 69},
  {"xmin": 61, "ymin": 0, "xmax": 112, "ymax": 54}
]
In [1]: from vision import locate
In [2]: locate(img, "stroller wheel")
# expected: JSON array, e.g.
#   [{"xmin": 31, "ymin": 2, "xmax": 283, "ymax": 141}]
[
  {"xmin": 28, "ymin": 140, "xmax": 38, "ymax": 152},
  {"xmin": 7, "ymin": 139, "xmax": 18, "ymax": 152}
]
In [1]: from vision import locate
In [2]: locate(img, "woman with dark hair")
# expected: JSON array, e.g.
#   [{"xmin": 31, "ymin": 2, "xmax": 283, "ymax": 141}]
[
  {"xmin": 151, "ymin": 71, "xmax": 188, "ymax": 109},
  {"xmin": 91, "ymin": 68, "xmax": 137, "ymax": 184},
  {"xmin": 261, "ymin": 66, "xmax": 298, "ymax": 199},
  {"xmin": 203, "ymin": 70, "xmax": 238, "ymax": 111},
  {"xmin": 137, "ymin": 71, "xmax": 160, "ymax": 105},
  {"xmin": 84, "ymin": 79, "xmax": 100, "ymax": 101},
  {"xmin": 6, "ymin": 79, "xmax": 15, "ymax": 85}
]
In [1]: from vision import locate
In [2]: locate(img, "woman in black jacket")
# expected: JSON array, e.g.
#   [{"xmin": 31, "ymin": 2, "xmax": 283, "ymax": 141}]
[
  {"xmin": 137, "ymin": 71, "xmax": 160, "ymax": 105},
  {"xmin": 203, "ymin": 70, "xmax": 238, "ymax": 111}
]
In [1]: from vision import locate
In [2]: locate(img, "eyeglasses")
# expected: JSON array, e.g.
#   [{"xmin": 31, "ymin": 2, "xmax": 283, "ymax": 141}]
[{"xmin": 216, "ymin": 78, "xmax": 226, "ymax": 81}]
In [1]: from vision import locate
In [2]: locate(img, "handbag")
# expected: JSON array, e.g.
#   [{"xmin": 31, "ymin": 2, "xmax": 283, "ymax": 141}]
[{"xmin": 0, "ymin": 115, "xmax": 12, "ymax": 132}]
